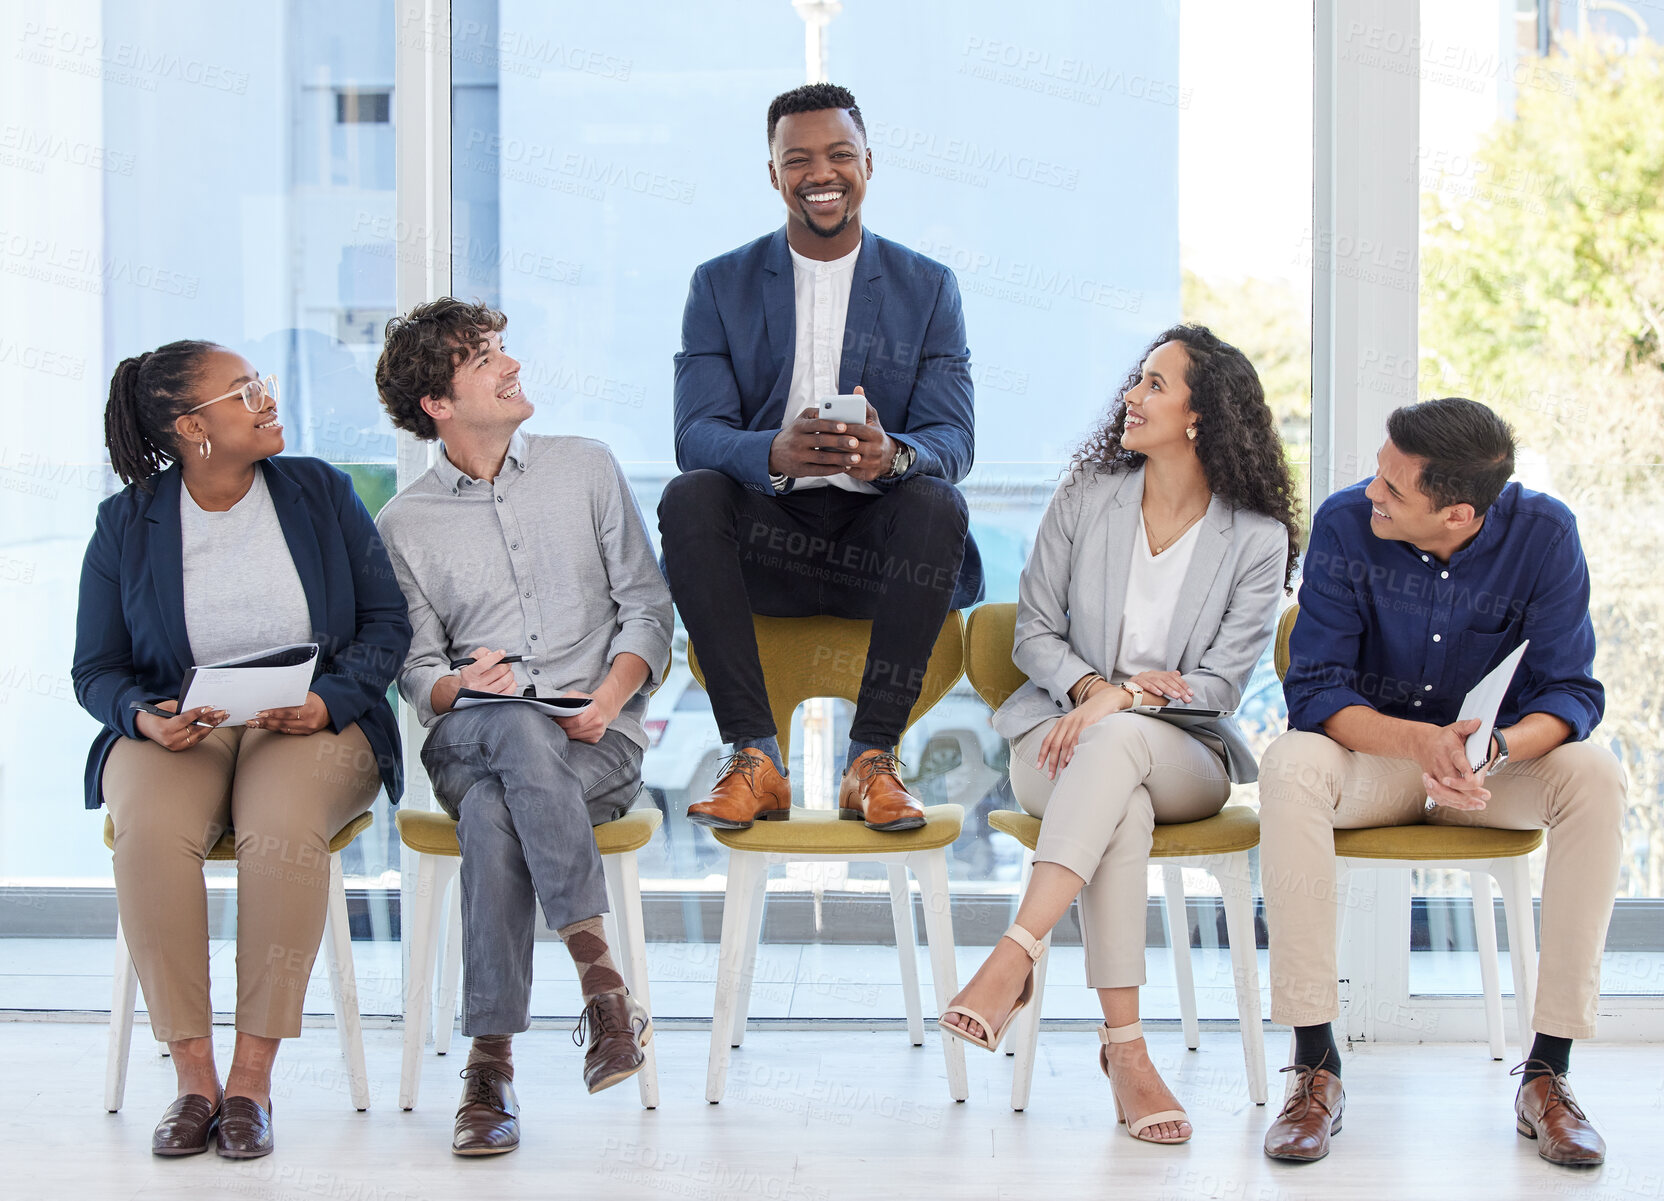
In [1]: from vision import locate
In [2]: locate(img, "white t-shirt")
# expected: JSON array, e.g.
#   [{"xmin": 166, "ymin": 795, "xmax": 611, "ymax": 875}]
[
  {"xmin": 782, "ymin": 239, "xmax": 877, "ymax": 494},
  {"xmin": 1112, "ymin": 512, "xmax": 1203, "ymax": 679}
]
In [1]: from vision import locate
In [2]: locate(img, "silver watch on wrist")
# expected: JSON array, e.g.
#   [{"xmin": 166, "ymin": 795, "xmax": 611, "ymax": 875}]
[
  {"xmin": 1487, "ymin": 728, "xmax": 1509, "ymax": 771},
  {"xmin": 885, "ymin": 441, "xmax": 916, "ymax": 478}
]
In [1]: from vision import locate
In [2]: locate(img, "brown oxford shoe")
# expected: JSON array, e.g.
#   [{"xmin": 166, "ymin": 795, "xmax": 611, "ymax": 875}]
[
  {"xmin": 215, "ymin": 1095, "xmax": 274, "ymax": 1159},
  {"xmin": 578, "ymin": 990, "xmax": 652, "ymax": 1094},
  {"xmin": 838, "ymin": 750, "xmax": 926, "ymax": 831},
  {"xmin": 452, "ymin": 1065, "xmax": 520, "ymax": 1157},
  {"xmin": 1514, "ymin": 1062, "xmax": 1606, "ymax": 1166},
  {"xmin": 1262, "ymin": 1061, "xmax": 1344, "ymax": 1162},
  {"xmin": 687, "ymin": 749, "xmax": 791, "ymax": 829},
  {"xmin": 151, "ymin": 1093, "xmax": 220, "ymax": 1157}
]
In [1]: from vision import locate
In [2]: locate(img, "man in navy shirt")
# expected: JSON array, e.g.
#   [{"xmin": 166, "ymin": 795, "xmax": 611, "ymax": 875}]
[{"xmin": 1260, "ymin": 398, "xmax": 1622, "ymax": 1167}]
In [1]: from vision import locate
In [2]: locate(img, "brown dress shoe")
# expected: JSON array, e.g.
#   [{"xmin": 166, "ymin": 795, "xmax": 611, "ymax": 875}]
[
  {"xmin": 453, "ymin": 1065, "xmax": 520, "ymax": 1157},
  {"xmin": 577, "ymin": 990, "xmax": 652, "ymax": 1094},
  {"xmin": 687, "ymin": 750, "xmax": 791, "ymax": 829},
  {"xmin": 1263, "ymin": 1062, "xmax": 1344, "ymax": 1162},
  {"xmin": 838, "ymin": 750, "xmax": 926, "ymax": 831},
  {"xmin": 1513, "ymin": 1062, "xmax": 1605, "ymax": 1166},
  {"xmin": 215, "ymin": 1095, "xmax": 274, "ymax": 1160},
  {"xmin": 151, "ymin": 1093, "xmax": 220, "ymax": 1157}
]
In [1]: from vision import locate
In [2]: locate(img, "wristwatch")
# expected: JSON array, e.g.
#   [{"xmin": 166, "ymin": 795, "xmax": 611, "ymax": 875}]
[
  {"xmin": 1119, "ymin": 681, "xmax": 1145, "ymax": 708},
  {"xmin": 886, "ymin": 441, "xmax": 916, "ymax": 478},
  {"xmin": 1487, "ymin": 728, "xmax": 1509, "ymax": 772}
]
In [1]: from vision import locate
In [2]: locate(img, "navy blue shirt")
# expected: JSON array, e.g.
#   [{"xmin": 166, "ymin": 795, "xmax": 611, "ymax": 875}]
[{"xmin": 1284, "ymin": 480, "xmax": 1602, "ymax": 740}]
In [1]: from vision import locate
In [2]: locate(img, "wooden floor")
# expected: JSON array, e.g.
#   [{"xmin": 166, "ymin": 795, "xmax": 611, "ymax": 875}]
[{"xmin": 3, "ymin": 1021, "xmax": 1657, "ymax": 1200}]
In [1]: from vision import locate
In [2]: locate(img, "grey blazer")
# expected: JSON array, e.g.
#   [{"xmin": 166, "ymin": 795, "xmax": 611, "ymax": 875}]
[{"xmin": 992, "ymin": 464, "xmax": 1288, "ymax": 783}]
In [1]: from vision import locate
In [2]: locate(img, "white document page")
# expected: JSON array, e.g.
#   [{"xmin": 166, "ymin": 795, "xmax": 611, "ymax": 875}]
[
  {"xmin": 451, "ymin": 689, "xmax": 593, "ymax": 716},
  {"xmin": 178, "ymin": 643, "xmax": 320, "ymax": 726},
  {"xmin": 1457, "ymin": 640, "xmax": 1530, "ymax": 772}
]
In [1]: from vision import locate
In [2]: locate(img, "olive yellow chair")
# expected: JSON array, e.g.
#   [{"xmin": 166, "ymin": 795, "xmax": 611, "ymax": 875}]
[
  {"xmin": 1275, "ymin": 604, "xmax": 1541, "ymax": 1061},
  {"xmin": 688, "ymin": 613, "xmax": 969, "ymax": 1103},
  {"xmin": 103, "ymin": 811, "xmax": 375, "ymax": 1112},
  {"xmin": 963, "ymin": 602, "xmax": 1268, "ymax": 1111},
  {"xmin": 394, "ymin": 805, "xmax": 663, "ymax": 1109}
]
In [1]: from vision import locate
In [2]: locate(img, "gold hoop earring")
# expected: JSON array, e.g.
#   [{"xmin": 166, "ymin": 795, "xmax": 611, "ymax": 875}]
[
  {"xmin": 1185, "ymin": 426, "xmax": 1198, "ymax": 442},
  {"xmin": 198, "ymin": 437, "xmax": 212, "ymax": 460}
]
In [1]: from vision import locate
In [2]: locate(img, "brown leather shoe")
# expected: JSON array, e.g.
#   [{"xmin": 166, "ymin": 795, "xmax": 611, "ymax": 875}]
[
  {"xmin": 687, "ymin": 750, "xmax": 791, "ymax": 829},
  {"xmin": 1263, "ymin": 1061, "xmax": 1344, "ymax": 1162},
  {"xmin": 838, "ymin": 750, "xmax": 926, "ymax": 831},
  {"xmin": 151, "ymin": 1093, "xmax": 220, "ymax": 1157},
  {"xmin": 453, "ymin": 1065, "xmax": 520, "ymax": 1157},
  {"xmin": 1513, "ymin": 1062, "xmax": 1606, "ymax": 1166},
  {"xmin": 214, "ymin": 1095, "xmax": 274, "ymax": 1159},
  {"xmin": 577, "ymin": 990, "xmax": 652, "ymax": 1094}
]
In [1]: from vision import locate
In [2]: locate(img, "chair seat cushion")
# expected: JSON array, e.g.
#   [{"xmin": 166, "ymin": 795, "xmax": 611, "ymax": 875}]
[
  {"xmin": 988, "ymin": 805, "xmax": 1261, "ymax": 857},
  {"xmin": 394, "ymin": 806, "xmax": 663, "ymax": 857},
  {"xmin": 1335, "ymin": 824, "xmax": 1544, "ymax": 861},
  {"xmin": 103, "ymin": 810, "xmax": 373, "ymax": 859},
  {"xmin": 710, "ymin": 804, "xmax": 963, "ymax": 854}
]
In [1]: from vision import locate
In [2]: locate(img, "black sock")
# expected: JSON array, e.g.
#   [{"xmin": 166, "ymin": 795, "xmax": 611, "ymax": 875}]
[
  {"xmin": 1293, "ymin": 1023, "xmax": 1341, "ymax": 1077},
  {"xmin": 1523, "ymin": 1034, "xmax": 1572, "ymax": 1084}
]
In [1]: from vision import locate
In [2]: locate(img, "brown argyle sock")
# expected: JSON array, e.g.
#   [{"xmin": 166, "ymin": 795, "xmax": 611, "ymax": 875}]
[
  {"xmin": 557, "ymin": 916, "xmax": 627, "ymax": 1003},
  {"xmin": 466, "ymin": 1033, "xmax": 513, "ymax": 1079}
]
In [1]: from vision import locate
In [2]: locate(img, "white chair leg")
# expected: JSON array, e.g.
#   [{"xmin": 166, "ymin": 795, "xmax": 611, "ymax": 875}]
[
  {"xmin": 1164, "ymin": 863, "xmax": 1200, "ymax": 1051},
  {"xmin": 1496, "ymin": 856, "xmax": 1539, "ymax": 1063},
  {"xmin": 105, "ymin": 913, "xmax": 139, "ymax": 1113},
  {"xmin": 1007, "ymin": 848, "xmax": 1035, "ymax": 1058},
  {"xmin": 1217, "ymin": 852, "xmax": 1268, "ymax": 1105},
  {"xmin": 889, "ymin": 863, "xmax": 925, "ymax": 1046},
  {"xmin": 730, "ymin": 863, "xmax": 768, "ymax": 1049},
  {"xmin": 434, "ymin": 872, "xmax": 463, "ymax": 1057},
  {"xmin": 400, "ymin": 853, "xmax": 448, "ymax": 1110},
  {"xmin": 603, "ymin": 851, "xmax": 659, "ymax": 1109},
  {"xmin": 1470, "ymin": 867, "xmax": 1505, "ymax": 1061},
  {"xmin": 322, "ymin": 852, "xmax": 371, "ymax": 1110},
  {"xmin": 910, "ymin": 848, "xmax": 968, "ymax": 1102},
  {"xmin": 1008, "ymin": 925, "xmax": 1053, "ymax": 1112},
  {"xmin": 707, "ymin": 851, "xmax": 764, "ymax": 1102}
]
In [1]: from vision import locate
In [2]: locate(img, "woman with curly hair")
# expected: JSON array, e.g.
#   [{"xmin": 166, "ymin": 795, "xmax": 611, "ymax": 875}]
[{"xmin": 939, "ymin": 324, "xmax": 1298, "ymax": 1144}]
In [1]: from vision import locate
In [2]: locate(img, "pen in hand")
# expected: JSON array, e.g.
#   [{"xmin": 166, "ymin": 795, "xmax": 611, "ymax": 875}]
[
  {"xmin": 449, "ymin": 653, "xmax": 535, "ymax": 670},
  {"xmin": 130, "ymin": 700, "xmax": 216, "ymax": 729}
]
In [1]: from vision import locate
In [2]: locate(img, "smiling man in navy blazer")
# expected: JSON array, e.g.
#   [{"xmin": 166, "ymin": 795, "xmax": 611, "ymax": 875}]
[{"xmin": 659, "ymin": 82, "xmax": 982, "ymax": 833}]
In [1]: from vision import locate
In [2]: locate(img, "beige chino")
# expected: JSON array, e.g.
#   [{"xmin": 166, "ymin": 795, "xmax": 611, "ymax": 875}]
[
  {"xmin": 1258, "ymin": 730, "xmax": 1625, "ymax": 1039},
  {"xmin": 1011, "ymin": 713, "xmax": 1231, "ymax": 988},
  {"xmin": 102, "ymin": 723, "xmax": 380, "ymax": 1042}
]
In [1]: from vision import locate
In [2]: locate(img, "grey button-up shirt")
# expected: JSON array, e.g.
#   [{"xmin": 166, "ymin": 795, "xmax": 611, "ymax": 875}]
[{"xmin": 376, "ymin": 432, "xmax": 674, "ymax": 747}]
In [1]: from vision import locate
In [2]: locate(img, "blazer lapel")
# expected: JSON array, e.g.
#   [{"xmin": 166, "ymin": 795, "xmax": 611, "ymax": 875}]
[
  {"xmin": 760, "ymin": 228, "xmax": 796, "ymax": 426},
  {"xmin": 262, "ymin": 460, "xmax": 328, "ymax": 638},
  {"xmin": 1164, "ymin": 497, "xmax": 1233, "ymax": 666},
  {"xmin": 1097, "ymin": 468, "xmax": 1143, "ymax": 662},
  {"xmin": 143, "ymin": 467, "xmax": 196, "ymax": 671},
  {"xmin": 838, "ymin": 234, "xmax": 885, "ymax": 393}
]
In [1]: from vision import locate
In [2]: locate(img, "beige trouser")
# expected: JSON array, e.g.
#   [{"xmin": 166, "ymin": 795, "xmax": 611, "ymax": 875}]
[
  {"xmin": 102, "ymin": 724, "xmax": 380, "ymax": 1041},
  {"xmin": 1258, "ymin": 730, "xmax": 1625, "ymax": 1039},
  {"xmin": 1012, "ymin": 714, "xmax": 1231, "ymax": 988}
]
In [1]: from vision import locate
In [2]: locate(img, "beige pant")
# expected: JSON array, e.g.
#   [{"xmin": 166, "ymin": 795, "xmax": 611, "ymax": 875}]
[
  {"xmin": 102, "ymin": 724, "xmax": 380, "ymax": 1041},
  {"xmin": 1258, "ymin": 730, "xmax": 1625, "ymax": 1039},
  {"xmin": 1012, "ymin": 714, "xmax": 1231, "ymax": 988}
]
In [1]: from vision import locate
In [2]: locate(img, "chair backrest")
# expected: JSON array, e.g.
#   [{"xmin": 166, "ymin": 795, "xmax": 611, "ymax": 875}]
[
  {"xmin": 963, "ymin": 602, "xmax": 1028, "ymax": 710},
  {"xmin": 688, "ymin": 612, "xmax": 966, "ymax": 760},
  {"xmin": 1273, "ymin": 604, "xmax": 1299, "ymax": 682}
]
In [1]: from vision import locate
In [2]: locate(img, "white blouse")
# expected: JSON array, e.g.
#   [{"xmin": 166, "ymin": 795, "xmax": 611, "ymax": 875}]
[{"xmin": 1112, "ymin": 512, "xmax": 1202, "ymax": 679}]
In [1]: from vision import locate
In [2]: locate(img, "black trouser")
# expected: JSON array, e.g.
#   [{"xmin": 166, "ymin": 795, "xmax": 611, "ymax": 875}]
[{"xmin": 658, "ymin": 469, "xmax": 969, "ymax": 750}]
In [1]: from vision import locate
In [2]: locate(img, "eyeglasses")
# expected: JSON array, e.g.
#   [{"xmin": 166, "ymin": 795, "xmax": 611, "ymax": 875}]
[{"xmin": 185, "ymin": 374, "xmax": 279, "ymax": 415}]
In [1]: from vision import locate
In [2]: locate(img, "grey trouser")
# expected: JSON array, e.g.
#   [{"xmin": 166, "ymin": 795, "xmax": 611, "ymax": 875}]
[
  {"xmin": 421, "ymin": 704, "xmax": 643, "ymax": 1036},
  {"xmin": 1011, "ymin": 714, "xmax": 1231, "ymax": 988},
  {"xmin": 1258, "ymin": 731, "xmax": 1625, "ymax": 1039}
]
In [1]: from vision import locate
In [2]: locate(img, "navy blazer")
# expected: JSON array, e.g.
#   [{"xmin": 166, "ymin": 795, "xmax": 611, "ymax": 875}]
[
  {"xmin": 71, "ymin": 457, "xmax": 412, "ymax": 810},
  {"xmin": 672, "ymin": 227, "xmax": 984, "ymax": 608}
]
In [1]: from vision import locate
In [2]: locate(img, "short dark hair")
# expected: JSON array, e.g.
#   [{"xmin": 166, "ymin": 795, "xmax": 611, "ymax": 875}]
[
  {"xmin": 1386, "ymin": 396, "xmax": 1516, "ymax": 512},
  {"xmin": 766, "ymin": 82, "xmax": 865, "ymax": 150},
  {"xmin": 375, "ymin": 297, "xmax": 508, "ymax": 442}
]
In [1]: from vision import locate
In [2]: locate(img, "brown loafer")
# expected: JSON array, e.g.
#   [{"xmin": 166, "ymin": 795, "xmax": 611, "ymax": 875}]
[
  {"xmin": 1263, "ymin": 1061, "xmax": 1344, "ymax": 1162},
  {"xmin": 577, "ymin": 990, "xmax": 651, "ymax": 1094},
  {"xmin": 215, "ymin": 1095, "xmax": 274, "ymax": 1159},
  {"xmin": 838, "ymin": 750, "xmax": 926, "ymax": 831},
  {"xmin": 687, "ymin": 749, "xmax": 791, "ymax": 829},
  {"xmin": 1513, "ymin": 1062, "xmax": 1605, "ymax": 1166},
  {"xmin": 453, "ymin": 1065, "xmax": 520, "ymax": 1156},
  {"xmin": 151, "ymin": 1093, "xmax": 220, "ymax": 1157}
]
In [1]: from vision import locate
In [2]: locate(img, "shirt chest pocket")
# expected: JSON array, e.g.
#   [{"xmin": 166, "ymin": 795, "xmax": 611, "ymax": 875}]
[{"xmin": 1451, "ymin": 627, "xmax": 1514, "ymax": 691}]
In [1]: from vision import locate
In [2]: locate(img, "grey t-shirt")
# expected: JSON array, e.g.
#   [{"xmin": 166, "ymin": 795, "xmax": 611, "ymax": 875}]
[{"xmin": 179, "ymin": 467, "xmax": 313, "ymax": 666}]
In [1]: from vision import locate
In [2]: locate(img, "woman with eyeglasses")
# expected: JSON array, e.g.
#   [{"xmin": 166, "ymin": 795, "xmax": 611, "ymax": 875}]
[{"xmin": 71, "ymin": 340, "xmax": 411, "ymax": 1159}]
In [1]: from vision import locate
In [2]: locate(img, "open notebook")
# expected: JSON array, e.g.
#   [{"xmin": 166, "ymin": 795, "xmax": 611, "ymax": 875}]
[{"xmin": 177, "ymin": 643, "xmax": 319, "ymax": 726}]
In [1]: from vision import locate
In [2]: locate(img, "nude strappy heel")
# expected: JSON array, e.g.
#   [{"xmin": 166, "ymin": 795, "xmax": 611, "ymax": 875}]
[
  {"xmin": 936, "ymin": 923, "xmax": 1045, "ymax": 1053},
  {"xmin": 1100, "ymin": 1021, "xmax": 1192, "ymax": 1144}
]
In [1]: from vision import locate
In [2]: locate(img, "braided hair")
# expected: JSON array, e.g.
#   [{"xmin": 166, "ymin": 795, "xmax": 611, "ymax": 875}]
[{"xmin": 103, "ymin": 340, "xmax": 220, "ymax": 489}]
